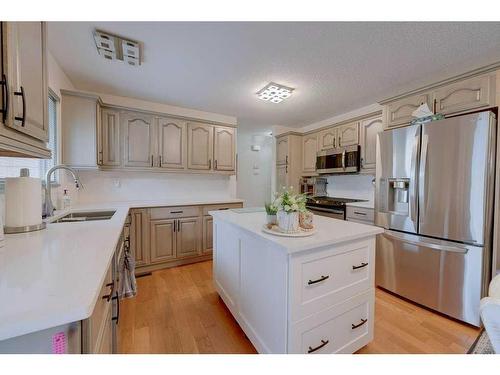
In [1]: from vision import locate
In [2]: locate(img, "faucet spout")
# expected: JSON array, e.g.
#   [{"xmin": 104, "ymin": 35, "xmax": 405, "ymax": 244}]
[{"xmin": 43, "ymin": 165, "xmax": 83, "ymax": 218}]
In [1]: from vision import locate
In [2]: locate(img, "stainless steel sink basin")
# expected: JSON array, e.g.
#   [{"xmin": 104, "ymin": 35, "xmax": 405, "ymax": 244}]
[{"xmin": 51, "ymin": 210, "xmax": 116, "ymax": 223}]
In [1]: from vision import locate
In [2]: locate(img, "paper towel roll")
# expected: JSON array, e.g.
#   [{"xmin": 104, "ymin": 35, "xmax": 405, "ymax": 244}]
[{"xmin": 5, "ymin": 176, "xmax": 42, "ymax": 228}]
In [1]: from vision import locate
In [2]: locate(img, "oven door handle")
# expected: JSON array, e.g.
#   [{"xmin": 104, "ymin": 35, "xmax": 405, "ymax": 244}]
[{"xmin": 307, "ymin": 206, "xmax": 344, "ymax": 215}]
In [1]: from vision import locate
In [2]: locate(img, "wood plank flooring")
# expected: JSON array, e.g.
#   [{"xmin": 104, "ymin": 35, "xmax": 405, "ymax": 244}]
[{"xmin": 119, "ymin": 260, "xmax": 479, "ymax": 354}]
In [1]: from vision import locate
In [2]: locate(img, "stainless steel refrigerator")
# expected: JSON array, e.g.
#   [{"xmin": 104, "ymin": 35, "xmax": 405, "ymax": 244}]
[{"xmin": 375, "ymin": 110, "xmax": 497, "ymax": 326}]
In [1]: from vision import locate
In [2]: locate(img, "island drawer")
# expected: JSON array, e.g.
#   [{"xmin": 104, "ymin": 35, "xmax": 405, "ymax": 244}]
[
  {"xmin": 346, "ymin": 206, "xmax": 374, "ymax": 223},
  {"xmin": 289, "ymin": 289, "xmax": 374, "ymax": 354},
  {"xmin": 289, "ymin": 238, "xmax": 375, "ymax": 321},
  {"xmin": 203, "ymin": 203, "xmax": 243, "ymax": 216},
  {"xmin": 150, "ymin": 206, "xmax": 201, "ymax": 219}
]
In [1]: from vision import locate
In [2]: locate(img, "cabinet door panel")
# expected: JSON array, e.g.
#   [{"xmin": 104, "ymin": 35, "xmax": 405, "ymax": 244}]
[
  {"xmin": 338, "ymin": 122, "xmax": 359, "ymax": 147},
  {"xmin": 276, "ymin": 164, "xmax": 288, "ymax": 191},
  {"xmin": 6, "ymin": 22, "xmax": 48, "ymax": 141},
  {"xmin": 318, "ymin": 128, "xmax": 336, "ymax": 150},
  {"xmin": 177, "ymin": 217, "xmax": 201, "ymax": 258},
  {"xmin": 150, "ymin": 219, "xmax": 176, "ymax": 263},
  {"xmin": 276, "ymin": 137, "xmax": 288, "ymax": 165},
  {"xmin": 130, "ymin": 209, "xmax": 149, "ymax": 267},
  {"xmin": 359, "ymin": 115, "xmax": 383, "ymax": 171},
  {"xmin": 385, "ymin": 93, "xmax": 431, "ymax": 128},
  {"xmin": 214, "ymin": 126, "xmax": 235, "ymax": 171},
  {"xmin": 434, "ymin": 74, "xmax": 493, "ymax": 115},
  {"xmin": 187, "ymin": 123, "xmax": 213, "ymax": 170},
  {"xmin": 123, "ymin": 112, "xmax": 155, "ymax": 167},
  {"xmin": 158, "ymin": 117, "xmax": 186, "ymax": 169},
  {"xmin": 302, "ymin": 133, "xmax": 318, "ymax": 173},
  {"xmin": 203, "ymin": 216, "xmax": 213, "ymax": 254},
  {"xmin": 101, "ymin": 108, "xmax": 120, "ymax": 166}
]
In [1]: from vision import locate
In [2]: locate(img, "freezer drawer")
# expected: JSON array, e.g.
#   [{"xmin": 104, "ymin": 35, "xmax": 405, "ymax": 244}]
[{"xmin": 376, "ymin": 230, "xmax": 486, "ymax": 326}]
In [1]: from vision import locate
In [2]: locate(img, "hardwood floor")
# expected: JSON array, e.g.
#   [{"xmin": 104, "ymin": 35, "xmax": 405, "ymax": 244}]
[{"xmin": 119, "ymin": 260, "xmax": 480, "ymax": 354}]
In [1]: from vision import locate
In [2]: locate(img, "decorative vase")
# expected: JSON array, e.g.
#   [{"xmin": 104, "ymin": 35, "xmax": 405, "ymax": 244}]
[
  {"xmin": 299, "ymin": 211, "xmax": 314, "ymax": 230},
  {"xmin": 277, "ymin": 210, "xmax": 299, "ymax": 233},
  {"xmin": 266, "ymin": 214, "xmax": 277, "ymax": 225}
]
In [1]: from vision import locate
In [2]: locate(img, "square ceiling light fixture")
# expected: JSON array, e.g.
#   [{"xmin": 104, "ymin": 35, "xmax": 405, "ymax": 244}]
[
  {"xmin": 93, "ymin": 30, "xmax": 141, "ymax": 66},
  {"xmin": 257, "ymin": 82, "xmax": 294, "ymax": 103}
]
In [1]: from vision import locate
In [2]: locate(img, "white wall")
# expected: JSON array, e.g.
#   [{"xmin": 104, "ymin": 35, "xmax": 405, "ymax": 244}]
[
  {"xmin": 326, "ymin": 174, "xmax": 375, "ymax": 203},
  {"xmin": 237, "ymin": 130, "xmax": 273, "ymax": 207}
]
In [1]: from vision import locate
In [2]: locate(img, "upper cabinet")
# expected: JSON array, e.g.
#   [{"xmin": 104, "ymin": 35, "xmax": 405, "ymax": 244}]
[
  {"xmin": 213, "ymin": 126, "xmax": 236, "ymax": 171},
  {"xmin": 302, "ymin": 133, "xmax": 318, "ymax": 174},
  {"xmin": 187, "ymin": 122, "xmax": 214, "ymax": 170},
  {"xmin": 337, "ymin": 122, "xmax": 359, "ymax": 146},
  {"xmin": 276, "ymin": 136, "xmax": 288, "ymax": 165},
  {"xmin": 318, "ymin": 127, "xmax": 337, "ymax": 150},
  {"xmin": 382, "ymin": 72, "xmax": 496, "ymax": 129},
  {"xmin": 158, "ymin": 117, "xmax": 186, "ymax": 169},
  {"xmin": 433, "ymin": 74, "xmax": 494, "ymax": 115},
  {"xmin": 122, "ymin": 112, "xmax": 156, "ymax": 168},
  {"xmin": 0, "ymin": 22, "xmax": 50, "ymax": 158},
  {"xmin": 275, "ymin": 134, "xmax": 302, "ymax": 192},
  {"xmin": 385, "ymin": 92, "xmax": 432, "ymax": 129},
  {"xmin": 359, "ymin": 115, "xmax": 383, "ymax": 172},
  {"xmin": 100, "ymin": 108, "xmax": 120, "ymax": 167}
]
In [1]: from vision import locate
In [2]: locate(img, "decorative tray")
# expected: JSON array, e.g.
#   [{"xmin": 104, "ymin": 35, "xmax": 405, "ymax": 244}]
[{"xmin": 262, "ymin": 224, "xmax": 316, "ymax": 237}]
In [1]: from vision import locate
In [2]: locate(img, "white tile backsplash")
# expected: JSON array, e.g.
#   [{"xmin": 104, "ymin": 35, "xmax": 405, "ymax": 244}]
[{"xmin": 326, "ymin": 174, "xmax": 375, "ymax": 202}]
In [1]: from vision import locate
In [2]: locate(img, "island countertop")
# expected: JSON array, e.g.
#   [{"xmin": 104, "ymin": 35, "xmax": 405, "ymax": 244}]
[{"xmin": 210, "ymin": 210, "xmax": 383, "ymax": 254}]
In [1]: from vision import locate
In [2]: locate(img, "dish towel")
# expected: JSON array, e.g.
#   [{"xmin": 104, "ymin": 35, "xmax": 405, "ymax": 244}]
[{"xmin": 119, "ymin": 247, "xmax": 137, "ymax": 299}]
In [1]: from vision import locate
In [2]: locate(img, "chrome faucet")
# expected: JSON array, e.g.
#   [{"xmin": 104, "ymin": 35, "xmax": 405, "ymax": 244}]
[{"xmin": 43, "ymin": 165, "xmax": 84, "ymax": 217}]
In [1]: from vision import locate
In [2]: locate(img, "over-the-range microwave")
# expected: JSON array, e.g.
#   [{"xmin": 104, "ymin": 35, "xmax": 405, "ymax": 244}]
[{"xmin": 316, "ymin": 145, "xmax": 361, "ymax": 174}]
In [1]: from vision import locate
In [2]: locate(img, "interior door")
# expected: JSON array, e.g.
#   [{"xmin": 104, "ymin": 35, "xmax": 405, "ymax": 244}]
[
  {"xmin": 123, "ymin": 112, "xmax": 155, "ymax": 168},
  {"xmin": 418, "ymin": 112, "xmax": 495, "ymax": 245},
  {"xmin": 158, "ymin": 117, "xmax": 186, "ymax": 169}
]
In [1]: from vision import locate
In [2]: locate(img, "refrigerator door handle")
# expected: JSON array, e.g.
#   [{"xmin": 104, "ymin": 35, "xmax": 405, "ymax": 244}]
[
  {"xmin": 383, "ymin": 230, "xmax": 469, "ymax": 254},
  {"xmin": 418, "ymin": 134, "xmax": 429, "ymax": 223},
  {"xmin": 409, "ymin": 129, "xmax": 420, "ymax": 225}
]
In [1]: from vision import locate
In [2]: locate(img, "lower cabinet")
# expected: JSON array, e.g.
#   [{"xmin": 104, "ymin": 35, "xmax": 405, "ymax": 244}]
[{"xmin": 130, "ymin": 202, "xmax": 242, "ymax": 273}]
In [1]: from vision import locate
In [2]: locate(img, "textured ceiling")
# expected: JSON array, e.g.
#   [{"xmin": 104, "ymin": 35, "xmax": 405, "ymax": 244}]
[{"xmin": 48, "ymin": 22, "xmax": 500, "ymax": 130}]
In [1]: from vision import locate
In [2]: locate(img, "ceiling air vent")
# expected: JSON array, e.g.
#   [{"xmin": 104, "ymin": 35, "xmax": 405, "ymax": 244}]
[{"xmin": 93, "ymin": 29, "xmax": 142, "ymax": 66}]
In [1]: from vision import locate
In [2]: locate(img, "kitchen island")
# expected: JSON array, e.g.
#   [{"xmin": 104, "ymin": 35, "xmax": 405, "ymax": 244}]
[{"xmin": 210, "ymin": 210, "xmax": 383, "ymax": 354}]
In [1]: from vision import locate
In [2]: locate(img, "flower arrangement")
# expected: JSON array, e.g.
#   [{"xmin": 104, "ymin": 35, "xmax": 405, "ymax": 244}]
[
  {"xmin": 264, "ymin": 202, "xmax": 278, "ymax": 216},
  {"xmin": 273, "ymin": 187, "xmax": 308, "ymax": 233}
]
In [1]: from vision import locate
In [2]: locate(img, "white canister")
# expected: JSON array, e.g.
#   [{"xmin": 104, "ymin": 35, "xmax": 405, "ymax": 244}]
[{"xmin": 277, "ymin": 210, "xmax": 300, "ymax": 233}]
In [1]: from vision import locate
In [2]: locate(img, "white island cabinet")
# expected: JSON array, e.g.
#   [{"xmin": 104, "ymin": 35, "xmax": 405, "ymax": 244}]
[{"xmin": 211, "ymin": 210, "xmax": 383, "ymax": 354}]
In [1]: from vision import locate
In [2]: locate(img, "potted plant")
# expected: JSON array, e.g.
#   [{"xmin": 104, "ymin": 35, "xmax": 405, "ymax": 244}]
[
  {"xmin": 274, "ymin": 187, "xmax": 307, "ymax": 233},
  {"xmin": 264, "ymin": 202, "xmax": 278, "ymax": 225}
]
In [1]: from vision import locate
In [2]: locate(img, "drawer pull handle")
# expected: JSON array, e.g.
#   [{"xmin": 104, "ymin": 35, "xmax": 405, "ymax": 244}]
[
  {"xmin": 307, "ymin": 339, "xmax": 329, "ymax": 353},
  {"xmin": 102, "ymin": 282, "xmax": 114, "ymax": 302},
  {"xmin": 353, "ymin": 211, "xmax": 367, "ymax": 216},
  {"xmin": 352, "ymin": 262, "xmax": 368, "ymax": 270},
  {"xmin": 308, "ymin": 275, "xmax": 329, "ymax": 285},
  {"xmin": 218, "ymin": 208, "xmax": 229, "ymax": 210},
  {"xmin": 351, "ymin": 318, "xmax": 368, "ymax": 329},
  {"xmin": 170, "ymin": 211, "xmax": 184, "ymax": 214}
]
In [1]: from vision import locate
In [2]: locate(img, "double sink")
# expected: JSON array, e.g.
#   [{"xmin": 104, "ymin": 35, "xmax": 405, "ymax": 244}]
[{"xmin": 51, "ymin": 210, "xmax": 116, "ymax": 223}]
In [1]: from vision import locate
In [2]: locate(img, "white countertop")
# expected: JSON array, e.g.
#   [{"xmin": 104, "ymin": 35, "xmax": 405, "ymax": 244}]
[
  {"xmin": 210, "ymin": 211, "xmax": 383, "ymax": 254},
  {"xmin": 0, "ymin": 198, "xmax": 243, "ymax": 341},
  {"xmin": 345, "ymin": 201, "xmax": 374, "ymax": 209}
]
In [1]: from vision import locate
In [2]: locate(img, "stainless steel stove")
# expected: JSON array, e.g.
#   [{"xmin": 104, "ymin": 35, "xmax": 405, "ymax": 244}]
[{"xmin": 306, "ymin": 196, "xmax": 367, "ymax": 220}]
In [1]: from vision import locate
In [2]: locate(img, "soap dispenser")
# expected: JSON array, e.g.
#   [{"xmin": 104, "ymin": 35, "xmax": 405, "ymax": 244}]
[{"xmin": 62, "ymin": 189, "xmax": 71, "ymax": 210}]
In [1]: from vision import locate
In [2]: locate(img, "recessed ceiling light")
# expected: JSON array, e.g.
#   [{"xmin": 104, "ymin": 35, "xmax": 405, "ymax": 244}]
[{"xmin": 257, "ymin": 82, "xmax": 294, "ymax": 103}]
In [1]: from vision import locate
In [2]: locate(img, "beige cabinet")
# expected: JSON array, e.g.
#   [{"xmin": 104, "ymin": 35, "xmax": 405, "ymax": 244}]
[
  {"xmin": 157, "ymin": 117, "xmax": 186, "ymax": 169},
  {"xmin": 150, "ymin": 219, "xmax": 177, "ymax": 263},
  {"xmin": 214, "ymin": 126, "xmax": 236, "ymax": 171},
  {"xmin": 276, "ymin": 164, "xmax": 288, "ymax": 191},
  {"xmin": 4, "ymin": 22, "xmax": 48, "ymax": 142},
  {"xmin": 318, "ymin": 127, "xmax": 337, "ymax": 150},
  {"xmin": 100, "ymin": 108, "xmax": 120, "ymax": 166},
  {"xmin": 187, "ymin": 122, "xmax": 213, "ymax": 170},
  {"xmin": 385, "ymin": 92, "xmax": 432, "ymax": 128},
  {"xmin": 61, "ymin": 91, "xmax": 99, "ymax": 168},
  {"xmin": 122, "ymin": 112, "xmax": 155, "ymax": 168},
  {"xmin": 337, "ymin": 122, "xmax": 359, "ymax": 147},
  {"xmin": 276, "ymin": 136, "xmax": 289, "ymax": 165},
  {"xmin": 359, "ymin": 115, "xmax": 383, "ymax": 172},
  {"xmin": 433, "ymin": 74, "xmax": 494, "ymax": 115},
  {"xmin": 203, "ymin": 216, "xmax": 213, "ymax": 254},
  {"xmin": 130, "ymin": 208, "xmax": 149, "ymax": 267},
  {"xmin": 302, "ymin": 133, "xmax": 318, "ymax": 174},
  {"xmin": 176, "ymin": 217, "xmax": 201, "ymax": 258}
]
